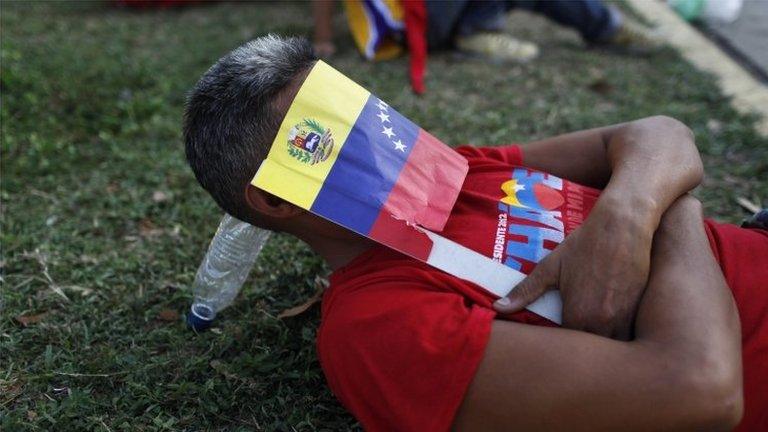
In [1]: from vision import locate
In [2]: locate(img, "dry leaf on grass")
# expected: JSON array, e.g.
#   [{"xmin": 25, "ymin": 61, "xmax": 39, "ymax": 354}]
[
  {"xmin": 139, "ymin": 219, "xmax": 163, "ymax": 238},
  {"xmin": 277, "ymin": 289, "xmax": 323, "ymax": 319},
  {"xmin": 277, "ymin": 276, "xmax": 329, "ymax": 319},
  {"xmin": 1, "ymin": 380, "xmax": 23, "ymax": 407},
  {"xmin": 157, "ymin": 309, "xmax": 179, "ymax": 322},
  {"xmin": 15, "ymin": 313, "xmax": 48, "ymax": 326},
  {"xmin": 588, "ymin": 79, "xmax": 614, "ymax": 96}
]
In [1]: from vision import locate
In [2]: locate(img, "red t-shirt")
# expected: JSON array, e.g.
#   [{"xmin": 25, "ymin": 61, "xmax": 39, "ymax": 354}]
[{"xmin": 316, "ymin": 145, "xmax": 768, "ymax": 431}]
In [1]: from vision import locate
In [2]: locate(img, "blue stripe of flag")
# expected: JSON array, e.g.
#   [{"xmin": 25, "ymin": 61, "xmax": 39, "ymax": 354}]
[{"xmin": 311, "ymin": 95, "xmax": 418, "ymax": 234}]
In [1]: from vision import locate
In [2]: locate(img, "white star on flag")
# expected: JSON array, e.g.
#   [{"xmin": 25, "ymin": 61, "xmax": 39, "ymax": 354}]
[
  {"xmin": 382, "ymin": 126, "xmax": 395, "ymax": 139},
  {"xmin": 512, "ymin": 183, "xmax": 526, "ymax": 192},
  {"xmin": 377, "ymin": 112, "xmax": 390, "ymax": 123},
  {"xmin": 376, "ymin": 100, "xmax": 389, "ymax": 111},
  {"xmin": 393, "ymin": 139, "xmax": 407, "ymax": 152}
]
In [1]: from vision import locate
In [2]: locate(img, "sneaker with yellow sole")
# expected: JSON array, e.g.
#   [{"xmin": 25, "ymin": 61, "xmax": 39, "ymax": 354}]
[
  {"xmin": 455, "ymin": 32, "xmax": 540, "ymax": 63},
  {"xmin": 595, "ymin": 19, "xmax": 663, "ymax": 55}
]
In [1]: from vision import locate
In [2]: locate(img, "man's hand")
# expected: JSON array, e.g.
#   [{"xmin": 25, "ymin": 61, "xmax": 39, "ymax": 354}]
[{"xmin": 494, "ymin": 197, "xmax": 654, "ymax": 340}]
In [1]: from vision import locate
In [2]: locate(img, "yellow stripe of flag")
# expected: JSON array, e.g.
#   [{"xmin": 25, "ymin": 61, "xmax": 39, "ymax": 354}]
[{"xmin": 251, "ymin": 61, "xmax": 370, "ymax": 209}]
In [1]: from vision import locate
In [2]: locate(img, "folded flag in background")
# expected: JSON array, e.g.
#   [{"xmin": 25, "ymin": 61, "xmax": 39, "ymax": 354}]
[
  {"xmin": 345, "ymin": 0, "xmax": 405, "ymax": 61},
  {"xmin": 252, "ymin": 60, "xmax": 563, "ymax": 323}
]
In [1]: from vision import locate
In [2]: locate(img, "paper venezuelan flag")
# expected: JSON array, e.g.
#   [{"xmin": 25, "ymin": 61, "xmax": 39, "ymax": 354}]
[
  {"xmin": 252, "ymin": 61, "xmax": 563, "ymax": 323},
  {"xmin": 253, "ymin": 60, "xmax": 467, "ymax": 252}
]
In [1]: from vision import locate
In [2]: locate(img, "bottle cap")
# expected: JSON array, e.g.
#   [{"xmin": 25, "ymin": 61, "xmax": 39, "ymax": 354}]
[{"xmin": 186, "ymin": 304, "xmax": 215, "ymax": 332}]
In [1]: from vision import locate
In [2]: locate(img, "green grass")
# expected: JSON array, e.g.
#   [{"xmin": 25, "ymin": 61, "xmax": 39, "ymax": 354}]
[{"xmin": 2, "ymin": 2, "xmax": 766, "ymax": 431}]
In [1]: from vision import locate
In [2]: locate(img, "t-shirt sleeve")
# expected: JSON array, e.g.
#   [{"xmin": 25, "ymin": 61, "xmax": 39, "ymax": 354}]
[
  {"xmin": 316, "ymin": 282, "xmax": 495, "ymax": 432},
  {"xmin": 455, "ymin": 144, "xmax": 523, "ymax": 166}
]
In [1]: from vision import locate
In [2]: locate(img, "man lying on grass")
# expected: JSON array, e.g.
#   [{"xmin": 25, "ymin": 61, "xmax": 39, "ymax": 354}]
[{"xmin": 183, "ymin": 36, "xmax": 767, "ymax": 432}]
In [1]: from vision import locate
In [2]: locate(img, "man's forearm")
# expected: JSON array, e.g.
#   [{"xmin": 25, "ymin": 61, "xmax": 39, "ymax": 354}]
[
  {"xmin": 599, "ymin": 116, "xmax": 703, "ymax": 232},
  {"xmin": 522, "ymin": 116, "xmax": 703, "ymax": 232},
  {"xmin": 313, "ymin": 0, "xmax": 335, "ymax": 45},
  {"xmin": 634, "ymin": 195, "xmax": 742, "ymax": 428}
]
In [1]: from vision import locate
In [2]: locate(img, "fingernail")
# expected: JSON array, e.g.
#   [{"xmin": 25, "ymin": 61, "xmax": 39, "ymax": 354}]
[{"xmin": 494, "ymin": 297, "xmax": 511, "ymax": 309}]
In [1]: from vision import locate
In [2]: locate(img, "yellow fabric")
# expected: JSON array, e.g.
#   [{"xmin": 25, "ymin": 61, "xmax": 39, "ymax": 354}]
[
  {"xmin": 251, "ymin": 61, "xmax": 370, "ymax": 209},
  {"xmin": 344, "ymin": 0, "xmax": 404, "ymax": 61},
  {"xmin": 372, "ymin": 39, "xmax": 402, "ymax": 61},
  {"xmin": 383, "ymin": 0, "xmax": 404, "ymax": 21}
]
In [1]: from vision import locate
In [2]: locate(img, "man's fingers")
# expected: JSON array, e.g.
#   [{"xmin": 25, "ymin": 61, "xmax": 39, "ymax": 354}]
[{"xmin": 494, "ymin": 255, "xmax": 559, "ymax": 313}]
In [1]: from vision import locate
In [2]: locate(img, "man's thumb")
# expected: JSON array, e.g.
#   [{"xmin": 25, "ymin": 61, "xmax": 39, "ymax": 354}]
[{"xmin": 493, "ymin": 258, "xmax": 557, "ymax": 313}]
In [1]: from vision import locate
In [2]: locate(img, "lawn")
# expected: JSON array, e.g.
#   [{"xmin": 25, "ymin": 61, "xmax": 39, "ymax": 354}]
[{"xmin": 2, "ymin": 1, "xmax": 766, "ymax": 431}]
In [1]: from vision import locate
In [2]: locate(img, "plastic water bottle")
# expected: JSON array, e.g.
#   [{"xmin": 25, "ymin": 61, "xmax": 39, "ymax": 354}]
[{"xmin": 186, "ymin": 214, "xmax": 271, "ymax": 331}]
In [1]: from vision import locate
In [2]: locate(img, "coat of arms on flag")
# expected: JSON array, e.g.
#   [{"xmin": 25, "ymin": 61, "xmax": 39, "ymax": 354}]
[{"xmin": 287, "ymin": 118, "xmax": 334, "ymax": 165}]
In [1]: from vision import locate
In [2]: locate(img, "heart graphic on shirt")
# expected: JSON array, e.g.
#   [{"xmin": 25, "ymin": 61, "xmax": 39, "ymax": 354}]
[
  {"xmin": 501, "ymin": 179, "xmax": 564, "ymax": 210},
  {"xmin": 533, "ymin": 183, "xmax": 565, "ymax": 210}
]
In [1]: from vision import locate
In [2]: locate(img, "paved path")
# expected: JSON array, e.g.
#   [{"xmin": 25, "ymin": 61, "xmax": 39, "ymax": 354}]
[{"xmin": 706, "ymin": 0, "xmax": 768, "ymax": 79}]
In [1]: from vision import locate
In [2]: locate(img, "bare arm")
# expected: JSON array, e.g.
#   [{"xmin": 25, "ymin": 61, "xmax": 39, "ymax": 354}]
[
  {"xmin": 496, "ymin": 116, "xmax": 705, "ymax": 339},
  {"xmin": 522, "ymin": 115, "xmax": 703, "ymax": 220},
  {"xmin": 312, "ymin": 0, "xmax": 336, "ymax": 57},
  {"xmin": 457, "ymin": 196, "xmax": 742, "ymax": 431}
]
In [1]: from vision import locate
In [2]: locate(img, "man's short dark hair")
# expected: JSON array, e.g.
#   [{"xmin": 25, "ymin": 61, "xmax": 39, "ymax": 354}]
[{"xmin": 184, "ymin": 35, "xmax": 316, "ymax": 222}]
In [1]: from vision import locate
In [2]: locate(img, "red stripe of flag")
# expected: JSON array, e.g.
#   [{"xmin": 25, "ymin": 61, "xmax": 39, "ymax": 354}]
[
  {"xmin": 368, "ymin": 214, "xmax": 433, "ymax": 261},
  {"xmin": 367, "ymin": 129, "xmax": 468, "ymax": 261},
  {"xmin": 380, "ymin": 129, "xmax": 468, "ymax": 231}
]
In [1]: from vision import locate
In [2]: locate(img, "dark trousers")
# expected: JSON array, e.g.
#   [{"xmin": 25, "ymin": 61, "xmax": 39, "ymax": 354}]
[{"xmin": 426, "ymin": 0, "xmax": 621, "ymax": 48}]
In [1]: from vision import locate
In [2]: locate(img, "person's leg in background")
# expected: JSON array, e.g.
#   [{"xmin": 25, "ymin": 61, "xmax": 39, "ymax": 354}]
[
  {"xmin": 513, "ymin": 0, "xmax": 660, "ymax": 52},
  {"xmin": 515, "ymin": 0, "xmax": 620, "ymax": 43},
  {"xmin": 425, "ymin": 0, "xmax": 539, "ymax": 62},
  {"xmin": 423, "ymin": 0, "xmax": 468, "ymax": 50}
]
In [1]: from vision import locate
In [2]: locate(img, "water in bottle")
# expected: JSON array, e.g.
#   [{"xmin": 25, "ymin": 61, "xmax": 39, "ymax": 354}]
[{"xmin": 187, "ymin": 214, "xmax": 271, "ymax": 331}]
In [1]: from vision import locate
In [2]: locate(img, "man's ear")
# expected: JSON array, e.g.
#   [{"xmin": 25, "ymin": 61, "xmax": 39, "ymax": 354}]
[{"xmin": 245, "ymin": 185, "xmax": 303, "ymax": 218}]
